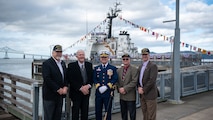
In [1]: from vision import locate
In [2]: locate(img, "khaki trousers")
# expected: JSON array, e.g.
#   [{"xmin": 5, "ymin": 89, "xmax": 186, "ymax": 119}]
[{"xmin": 140, "ymin": 97, "xmax": 157, "ymax": 120}]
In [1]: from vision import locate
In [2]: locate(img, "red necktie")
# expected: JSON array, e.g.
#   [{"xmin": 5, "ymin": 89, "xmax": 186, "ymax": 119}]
[{"xmin": 122, "ymin": 68, "xmax": 127, "ymax": 81}]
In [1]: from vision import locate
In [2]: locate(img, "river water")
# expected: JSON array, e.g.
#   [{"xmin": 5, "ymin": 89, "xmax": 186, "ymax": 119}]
[{"xmin": 0, "ymin": 58, "xmax": 33, "ymax": 78}]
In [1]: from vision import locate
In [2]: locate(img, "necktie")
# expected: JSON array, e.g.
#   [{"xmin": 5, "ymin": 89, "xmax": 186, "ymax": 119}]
[
  {"xmin": 122, "ymin": 67, "xmax": 127, "ymax": 81},
  {"xmin": 81, "ymin": 64, "xmax": 87, "ymax": 84}
]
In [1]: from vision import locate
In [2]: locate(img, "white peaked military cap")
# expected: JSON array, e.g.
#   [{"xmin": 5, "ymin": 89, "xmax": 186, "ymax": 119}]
[{"xmin": 99, "ymin": 50, "xmax": 110, "ymax": 57}]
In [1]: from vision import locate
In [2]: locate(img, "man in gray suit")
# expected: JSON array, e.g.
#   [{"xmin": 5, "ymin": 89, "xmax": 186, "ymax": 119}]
[
  {"xmin": 137, "ymin": 48, "xmax": 158, "ymax": 120},
  {"xmin": 117, "ymin": 53, "xmax": 138, "ymax": 120}
]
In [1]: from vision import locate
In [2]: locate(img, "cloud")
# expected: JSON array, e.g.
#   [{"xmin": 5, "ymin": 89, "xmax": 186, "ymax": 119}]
[{"xmin": 0, "ymin": 0, "xmax": 212, "ymax": 58}]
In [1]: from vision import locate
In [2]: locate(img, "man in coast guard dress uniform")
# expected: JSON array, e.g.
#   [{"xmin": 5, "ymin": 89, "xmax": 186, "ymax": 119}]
[{"xmin": 93, "ymin": 50, "xmax": 118, "ymax": 120}]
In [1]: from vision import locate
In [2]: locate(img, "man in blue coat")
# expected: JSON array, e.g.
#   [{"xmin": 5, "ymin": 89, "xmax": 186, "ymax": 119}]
[{"xmin": 93, "ymin": 50, "xmax": 118, "ymax": 120}]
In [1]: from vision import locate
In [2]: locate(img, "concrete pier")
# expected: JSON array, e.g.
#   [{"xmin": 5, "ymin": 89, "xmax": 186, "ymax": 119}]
[{"xmin": 111, "ymin": 91, "xmax": 213, "ymax": 120}]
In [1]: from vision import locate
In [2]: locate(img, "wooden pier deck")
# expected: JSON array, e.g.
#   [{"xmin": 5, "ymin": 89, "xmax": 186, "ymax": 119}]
[{"xmin": 0, "ymin": 107, "xmax": 19, "ymax": 120}]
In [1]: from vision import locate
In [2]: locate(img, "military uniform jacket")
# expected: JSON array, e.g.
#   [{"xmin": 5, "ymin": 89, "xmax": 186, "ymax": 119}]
[
  {"xmin": 93, "ymin": 64, "xmax": 118, "ymax": 97},
  {"xmin": 117, "ymin": 65, "xmax": 138, "ymax": 101},
  {"xmin": 137, "ymin": 61, "xmax": 158, "ymax": 100}
]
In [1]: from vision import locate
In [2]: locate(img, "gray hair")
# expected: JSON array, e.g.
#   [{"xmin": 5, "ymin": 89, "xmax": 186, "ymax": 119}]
[{"xmin": 76, "ymin": 49, "xmax": 85, "ymax": 56}]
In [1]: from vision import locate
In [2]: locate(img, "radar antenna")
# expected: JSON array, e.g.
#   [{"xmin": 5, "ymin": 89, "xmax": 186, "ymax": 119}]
[{"xmin": 107, "ymin": 2, "xmax": 121, "ymax": 38}]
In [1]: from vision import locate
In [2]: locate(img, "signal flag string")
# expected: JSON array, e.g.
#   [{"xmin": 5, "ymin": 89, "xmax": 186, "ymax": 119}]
[{"xmin": 118, "ymin": 16, "xmax": 213, "ymax": 55}]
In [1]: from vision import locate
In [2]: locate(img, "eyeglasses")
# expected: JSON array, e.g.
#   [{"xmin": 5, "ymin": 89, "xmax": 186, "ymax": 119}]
[
  {"xmin": 142, "ymin": 54, "xmax": 148, "ymax": 55},
  {"xmin": 122, "ymin": 58, "xmax": 129, "ymax": 61},
  {"xmin": 101, "ymin": 57, "xmax": 107, "ymax": 58}
]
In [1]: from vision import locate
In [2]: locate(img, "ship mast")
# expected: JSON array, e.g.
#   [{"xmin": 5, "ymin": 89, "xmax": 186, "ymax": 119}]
[{"xmin": 107, "ymin": 2, "xmax": 121, "ymax": 39}]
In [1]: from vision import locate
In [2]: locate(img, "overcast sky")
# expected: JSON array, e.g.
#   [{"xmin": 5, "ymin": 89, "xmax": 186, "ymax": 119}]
[{"xmin": 0, "ymin": 0, "xmax": 213, "ymax": 58}]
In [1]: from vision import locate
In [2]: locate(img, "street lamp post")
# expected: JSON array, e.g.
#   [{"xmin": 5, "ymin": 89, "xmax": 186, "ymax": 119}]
[
  {"xmin": 172, "ymin": 0, "xmax": 183, "ymax": 104},
  {"xmin": 163, "ymin": 0, "xmax": 183, "ymax": 104}
]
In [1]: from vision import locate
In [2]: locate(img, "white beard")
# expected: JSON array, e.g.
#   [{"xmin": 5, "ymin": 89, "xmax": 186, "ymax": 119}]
[{"xmin": 55, "ymin": 56, "xmax": 61, "ymax": 60}]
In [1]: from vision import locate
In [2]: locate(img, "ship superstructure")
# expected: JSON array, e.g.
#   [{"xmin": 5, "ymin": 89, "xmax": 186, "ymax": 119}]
[{"xmin": 85, "ymin": 2, "xmax": 139, "ymax": 60}]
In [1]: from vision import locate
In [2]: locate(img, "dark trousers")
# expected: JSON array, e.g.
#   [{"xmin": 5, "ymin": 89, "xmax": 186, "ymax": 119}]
[
  {"xmin": 43, "ymin": 98, "xmax": 63, "ymax": 120},
  {"xmin": 95, "ymin": 96, "xmax": 112, "ymax": 120},
  {"xmin": 120, "ymin": 99, "xmax": 136, "ymax": 120},
  {"xmin": 72, "ymin": 95, "xmax": 89, "ymax": 120},
  {"xmin": 140, "ymin": 98, "xmax": 157, "ymax": 120}
]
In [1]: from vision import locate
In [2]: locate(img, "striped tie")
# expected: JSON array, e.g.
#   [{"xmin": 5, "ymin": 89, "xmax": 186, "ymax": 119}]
[{"xmin": 122, "ymin": 68, "xmax": 127, "ymax": 81}]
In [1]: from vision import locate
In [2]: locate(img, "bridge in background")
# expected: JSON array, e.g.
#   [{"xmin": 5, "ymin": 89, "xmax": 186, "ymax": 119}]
[{"xmin": 0, "ymin": 46, "xmax": 49, "ymax": 59}]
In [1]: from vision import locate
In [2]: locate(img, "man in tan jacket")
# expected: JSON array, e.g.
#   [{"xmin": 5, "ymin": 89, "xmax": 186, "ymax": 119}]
[{"xmin": 117, "ymin": 53, "xmax": 138, "ymax": 120}]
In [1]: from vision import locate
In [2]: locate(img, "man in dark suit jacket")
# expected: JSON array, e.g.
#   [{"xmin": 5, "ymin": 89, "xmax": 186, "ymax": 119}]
[
  {"xmin": 137, "ymin": 48, "xmax": 158, "ymax": 120},
  {"xmin": 42, "ymin": 45, "xmax": 68, "ymax": 120},
  {"xmin": 67, "ymin": 50, "xmax": 93, "ymax": 120}
]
